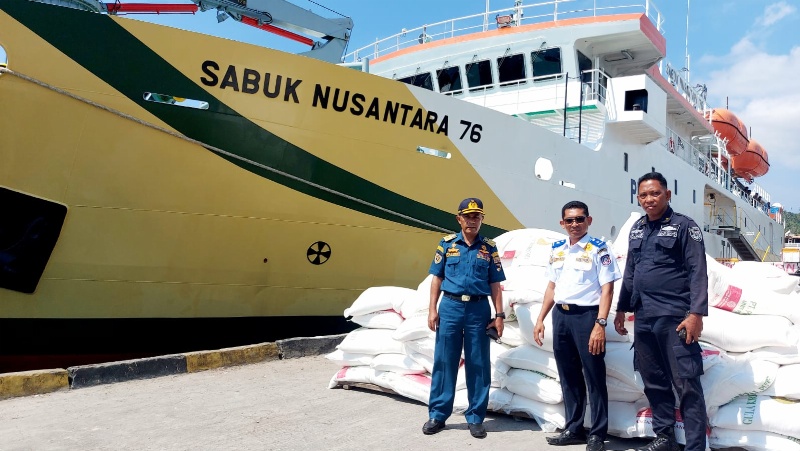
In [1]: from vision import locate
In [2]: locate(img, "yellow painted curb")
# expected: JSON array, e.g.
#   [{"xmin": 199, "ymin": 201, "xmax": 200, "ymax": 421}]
[
  {"xmin": 0, "ymin": 369, "xmax": 69, "ymax": 400},
  {"xmin": 185, "ymin": 342, "xmax": 280, "ymax": 373}
]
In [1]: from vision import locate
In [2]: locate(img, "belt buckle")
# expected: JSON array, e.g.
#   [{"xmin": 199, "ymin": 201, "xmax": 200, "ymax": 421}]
[
  {"xmin": 562, "ymin": 304, "xmax": 570, "ymax": 311},
  {"xmin": 461, "ymin": 295, "xmax": 470, "ymax": 302}
]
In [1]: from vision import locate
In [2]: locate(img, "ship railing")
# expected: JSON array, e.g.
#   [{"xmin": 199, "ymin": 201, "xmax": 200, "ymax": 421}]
[
  {"xmin": 663, "ymin": 128, "xmax": 731, "ymax": 190},
  {"xmin": 464, "ymin": 69, "xmax": 607, "ymax": 110},
  {"xmin": 665, "ymin": 128, "xmax": 778, "ymax": 223},
  {"xmin": 343, "ymin": 0, "xmax": 664, "ymax": 63}
]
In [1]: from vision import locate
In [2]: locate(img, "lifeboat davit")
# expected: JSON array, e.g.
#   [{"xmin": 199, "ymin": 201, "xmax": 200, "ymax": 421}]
[
  {"xmin": 705, "ymin": 108, "xmax": 749, "ymax": 157},
  {"xmin": 733, "ymin": 139, "xmax": 769, "ymax": 180}
]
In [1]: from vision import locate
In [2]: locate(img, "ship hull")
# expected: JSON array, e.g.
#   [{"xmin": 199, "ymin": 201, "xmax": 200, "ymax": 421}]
[{"xmin": 0, "ymin": 1, "xmax": 783, "ymax": 371}]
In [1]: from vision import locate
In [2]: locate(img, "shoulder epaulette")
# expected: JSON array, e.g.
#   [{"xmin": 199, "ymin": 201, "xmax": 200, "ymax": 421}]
[
  {"xmin": 635, "ymin": 216, "xmax": 647, "ymax": 226},
  {"xmin": 589, "ymin": 237, "xmax": 606, "ymax": 249},
  {"xmin": 482, "ymin": 237, "xmax": 496, "ymax": 247},
  {"xmin": 443, "ymin": 234, "xmax": 457, "ymax": 242},
  {"xmin": 552, "ymin": 239, "xmax": 566, "ymax": 249}
]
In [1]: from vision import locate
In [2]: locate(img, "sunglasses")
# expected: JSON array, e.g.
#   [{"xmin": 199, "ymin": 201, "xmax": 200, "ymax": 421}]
[{"xmin": 563, "ymin": 216, "xmax": 587, "ymax": 224}]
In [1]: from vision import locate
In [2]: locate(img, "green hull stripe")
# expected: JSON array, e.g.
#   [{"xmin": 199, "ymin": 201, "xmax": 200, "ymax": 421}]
[{"xmin": 2, "ymin": 0, "xmax": 506, "ymax": 237}]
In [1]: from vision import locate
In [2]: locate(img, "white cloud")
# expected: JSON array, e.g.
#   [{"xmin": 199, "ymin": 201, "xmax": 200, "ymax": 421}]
[
  {"xmin": 703, "ymin": 44, "xmax": 800, "ymax": 171},
  {"xmin": 693, "ymin": 2, "xmax": 800, "ymax": 206},
  {"xmin": 756, "ymin": 1, "xmax": 796, "ymax": 27}
]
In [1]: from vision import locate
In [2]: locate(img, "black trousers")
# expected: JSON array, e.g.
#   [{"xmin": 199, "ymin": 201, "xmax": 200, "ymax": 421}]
[
  {"xmin": 552, "ymin": 306, "xmax": 608, "ymax": 438},
  {"xmin": 634, "ymin": 315, "xmax": 707, "ymax": 451}
]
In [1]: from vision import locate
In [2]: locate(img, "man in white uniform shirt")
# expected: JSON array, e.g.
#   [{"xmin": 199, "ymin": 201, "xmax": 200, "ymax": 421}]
[{"xmin": 534, "ymin": 201, "xmax": 622, "ymax": 451}]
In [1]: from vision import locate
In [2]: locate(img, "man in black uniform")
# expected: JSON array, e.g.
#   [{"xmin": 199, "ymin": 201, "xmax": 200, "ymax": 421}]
[{"xmin": 614, "ymin": 172, "xmax": 708, "ymax": 451}]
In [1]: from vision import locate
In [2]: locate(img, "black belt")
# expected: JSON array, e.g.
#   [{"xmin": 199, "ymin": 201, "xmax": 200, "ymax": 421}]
[
  {"xmin": 443, "ymin": 292, "xmax": 488, "ymax": 302},
  {"xmin": 557, "ymin": 303, "xmax": 599, "ymax": 313}
]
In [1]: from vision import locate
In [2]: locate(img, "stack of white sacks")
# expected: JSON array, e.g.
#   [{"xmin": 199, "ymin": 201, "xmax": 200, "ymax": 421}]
[{"xmin": 328, "ymin": 213, "xmax": 800, "ymax": 450}]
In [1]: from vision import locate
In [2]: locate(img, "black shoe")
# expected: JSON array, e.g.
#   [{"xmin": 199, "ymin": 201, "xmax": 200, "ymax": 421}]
[
  {"xmin": 546, "ymin": 429, "xmax": 588, "ymax": 446},
  {"xmin": 586, "ymin": 435, "xmax": 605, "ymax": 451},
  {"xmin": 422, "ymin": 419, "xmax": 445, "ymax": 435},
  {"xmin": 468, "ymin": 423, "xmax": 487, "ymax": 439},
  {"xmin": 637, "ymin": 433, "xmax": 680, "ymax": 451}
]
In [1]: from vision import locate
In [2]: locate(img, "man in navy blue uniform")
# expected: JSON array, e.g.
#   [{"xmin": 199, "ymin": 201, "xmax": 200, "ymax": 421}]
[
  {"xmin": 422, "ymin": 198, "xmax": 505, "ymax": 439},
  {"xmin": 534, "ymin": 201, "xmax": 622, "ymax": 451},
  {"xmin": 615, "ymin": 172, "xmax": 708, "ymax": 451}
]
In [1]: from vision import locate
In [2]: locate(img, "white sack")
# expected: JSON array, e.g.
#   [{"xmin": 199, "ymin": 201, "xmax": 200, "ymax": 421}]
[
  {"xmin": 711, "ymin": 395, "xmax": 800, "ymax": 439},
  {"xmin": 408, "ymin": 351, "xmax": 434, "ymax": 374},
  {"xmin": 499, "ymin": 320, "xmax": 525, "ymax": 347},
  {"xmin": 384, "ymin": 372, "xmax": 431, "ymax": 404},
  {"xmin": 700, "ymin": 354, "xmax": 778, "ymax": 411},
  {"xmin": 604, "ymin": 402, "xmax": 687, "ymax": 446},
  {"xmin": 729, "ymin": 261, "xmax": 800, "ymax": 295},
  {"xmin": 708, "ymin": 259, "xmax": 800, "ymax": 324},
  {"xmin": 498, "ymin": 343, "xmax": 560, "ymax": 379},
  {"xmin": 732, "ymin": 344, "xmax": 800, "ymax": 365},
  {"xmin": 702, "ymin": 307, "xmax": 799, "ymax": 352},
  {"xmin": 515, "ymin": 302, "xmax": 553, "ymax": 351},
  {"xmin": 327, "ymin": 366, "xmax": 383, "ymax": 389},
  {"xmin": 709, "ymin": 427, "xmax": 800, "ymax": 451},
  {"xmin": 502, "ymin": 368, "xmax": 563, "ymax": 404},
  {"xmin": 392, "ymin": 309, "xmax": 434, "ymax": 341},
  {"xmin": 370, "ymin": 353, "xmax": 426, "ymax": 375},
  {"xmin": 337, "ymin": 328, "xmax": 405, "ymax": 355},
  {"xmin": 607, "ymin": 376, "xmax": 645, "ymax": 403},
  {"xmin": 324, "ymin": 349, "xmax": 374, "ymax": 367},
  {"xmin": 503, "ymin": 394, "xmax": 566, "ymax": 432},
  {"xmin": 761, "ymin": 364, "xmax": 800, "ymax": 399},
  {"xmin": 397, "ymin": 275, "xmax": 434, "ymax": 319},
  {"xmin": 344, "ymin": 286, "xmax": 416, "ymax": 318},
  {"xmin": 350, "ymin": 309, "xmax": 404, "ymax": 330}
]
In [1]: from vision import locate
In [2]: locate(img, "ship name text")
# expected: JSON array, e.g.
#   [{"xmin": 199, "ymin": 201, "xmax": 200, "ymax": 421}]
[{"xmin": 199, "ymin": 61, "xmax": 482, "ymax": 142}]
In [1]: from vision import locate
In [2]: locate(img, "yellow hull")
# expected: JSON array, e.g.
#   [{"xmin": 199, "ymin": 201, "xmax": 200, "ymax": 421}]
[{"xmin": 0, "ymin": 1, "xmax": 523, "ymax": 325}]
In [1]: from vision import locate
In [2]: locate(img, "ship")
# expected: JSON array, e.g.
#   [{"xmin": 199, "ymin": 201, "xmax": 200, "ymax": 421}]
[{"xmin": 0, "ymin": 0, "xmax": 784, "ymax": 372}]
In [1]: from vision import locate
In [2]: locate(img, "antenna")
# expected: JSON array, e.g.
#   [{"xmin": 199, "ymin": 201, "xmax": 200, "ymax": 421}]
[{"xmin": 685, "ymin": 0, "xmax": 690, "ymax": 82}]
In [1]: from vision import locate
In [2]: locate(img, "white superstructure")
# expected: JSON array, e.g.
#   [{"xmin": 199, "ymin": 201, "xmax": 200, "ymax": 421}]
[{"xmin": 345, "ymin": 0, "xmax": 782, "ymax": 261}]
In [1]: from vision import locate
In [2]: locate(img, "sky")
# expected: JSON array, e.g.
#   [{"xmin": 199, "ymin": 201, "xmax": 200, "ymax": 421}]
[{"xmin": 1, "ymin": 0, "xmax": 798, "ymax": 210}]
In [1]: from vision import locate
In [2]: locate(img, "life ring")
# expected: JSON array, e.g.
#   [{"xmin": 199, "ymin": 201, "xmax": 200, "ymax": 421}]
[{"xmin": 668, "ymin": 137, "xmax": 675, "ymax": 153}]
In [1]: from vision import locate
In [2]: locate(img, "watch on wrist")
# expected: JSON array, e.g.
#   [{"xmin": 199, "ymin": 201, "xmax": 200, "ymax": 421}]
[
  {"xmin": 495, "ymin": 312, "xmax": 506, "ymax": 319},
  {"xmin": 595, "ymin": 318, "xmax": 607, "ymax": 327}
]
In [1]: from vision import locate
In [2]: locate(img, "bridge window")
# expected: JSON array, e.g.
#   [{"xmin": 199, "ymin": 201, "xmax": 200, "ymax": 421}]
[
  {"xmin": 497, "ymin": 53, "xmax": 526, "ymax": 86},
  {"xmin": 625, "ymin": 89, "xmax": 648, "ymax": 112},
  {"xmin": 436, "ymin": 66, "xmax": 463, "ymax": 94},
  {"xmin": 398, "ymin": 72, "xmax": 434, "ymax": 91},
  {"xmin": 693, "ymin": 189, "xmax": 696, "ymax": 204},
  {"xmin": 624, "ymin": 153, "xmax": 628, "ymax": 172},
  {"xmin": 674, "ymin": 179, "xmax": 678, "ymax": 195},
  {"xmin": 466, "ymin": 59, "xmax": 493, "ymax": 92},
  {"xmin": 532, "ymin": 47, "xmax": 563, "ymax": 82}
]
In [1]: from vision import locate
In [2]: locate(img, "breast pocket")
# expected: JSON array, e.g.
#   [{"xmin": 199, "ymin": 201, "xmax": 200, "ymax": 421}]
[
  {"xmin": 474, "ymin": 256, "xmax": 490, "ymax": 281},
  {"xmin": 655, "ymin": 236, "xmax": 679, "ymax": 264},
  {"xmin": 629, "ymin": 239, "xmax": 642, "ymax": 264},
  {"xmin": 446, "ymin": 256, "xmax": 461, "ymax": 279}
]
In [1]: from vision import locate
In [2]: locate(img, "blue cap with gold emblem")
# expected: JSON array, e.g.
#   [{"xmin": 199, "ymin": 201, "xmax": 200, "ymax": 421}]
[{"xmin": 458, "ymin": 198, "xmax": 484, "ymax": 215}]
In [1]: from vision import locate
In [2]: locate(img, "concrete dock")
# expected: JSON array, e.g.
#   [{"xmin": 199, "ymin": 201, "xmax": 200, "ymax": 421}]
[{"xmin": 0, "ymin": 339, "xmax": 740, "ymax": 450}]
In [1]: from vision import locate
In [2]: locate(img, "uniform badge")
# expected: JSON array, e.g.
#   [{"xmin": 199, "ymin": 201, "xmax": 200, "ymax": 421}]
[
  {"xmin": 657, "ymin": 224, "xmax": 679, "ymax": 237},
  {"xmin": 434, "ymin": 253, "xmax": 442, "ymax": 264},
  {"xmin": 600, "ymin": 254, "xmax": 612, "ymax": 266},
  {"xmin": 689, "ymin": 226, "xmax": 703, "ymax": 242},
  {"xmin": 585, "ymin": 243, "xmax": 593, "ymax": 252},
  {"xmin": 630, "ymin": 229, "xmax": 644, "ymax": 240},
  {"xmin": 597, "ymin": 247, "xmax": 608, "ymax": 256}
]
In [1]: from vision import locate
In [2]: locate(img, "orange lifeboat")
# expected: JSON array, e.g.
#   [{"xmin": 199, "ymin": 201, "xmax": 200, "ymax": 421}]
[
  {"xmin": 705, "ymin": 108, "xmax": 749, "ymax": 157},
  {"xmin": 733, "ymin": 139, "xmax": 769, "ymax": 180}
]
